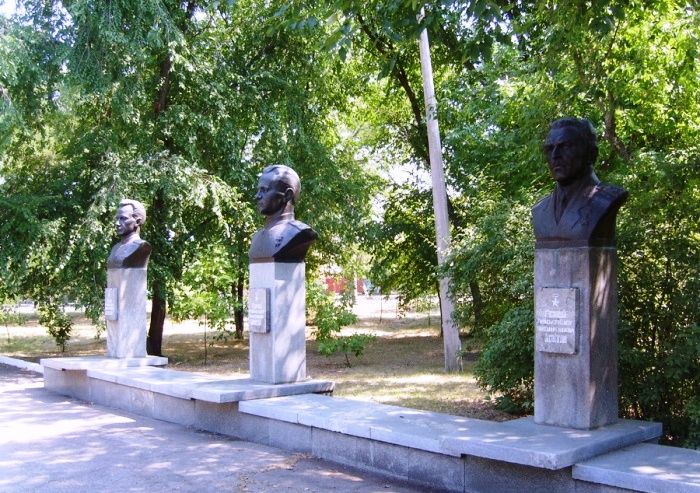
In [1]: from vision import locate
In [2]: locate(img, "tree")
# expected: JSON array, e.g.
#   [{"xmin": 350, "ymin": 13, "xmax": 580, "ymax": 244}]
[
  {"xmin": 0, "ymin": 0, "xmax": 379, "ymax": 354},
  {"xmin": 439, "ymin": 1, "xmax": 700, "ymax": 445}
]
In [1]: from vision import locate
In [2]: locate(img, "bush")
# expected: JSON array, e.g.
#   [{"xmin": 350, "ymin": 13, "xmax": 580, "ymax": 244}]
[
  {"xmin": 0, "ymin": 306, "xmax": 28, "ymax": 327},
  {"xmin": 1, "ymin": 304, "xmax": 28, "ymax": 343},
  {"xmin": 307, "ymin": 280, "xmax": 375, "ymax": 367},
  {"xmin": 614, "ymin": 149, "xmax": 700, "ymax": 446},
  {"xmin": 38, "ymin": 302, "xmax": 72, "ymax": 351},
  {"xmin": 473, "ymin": 305, "xmax": 534, "ymax": 413},
  {"xmin": 448, "ymin": 197, "xmax": 535, "ymax": 413}
]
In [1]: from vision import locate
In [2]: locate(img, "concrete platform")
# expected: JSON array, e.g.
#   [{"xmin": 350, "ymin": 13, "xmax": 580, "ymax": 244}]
[
  {"xmin": 32, "ymin": 355, "xmax": 678, "ymax": 492},
  {"xmin": 41, "ymin": 358, "xmax": 334, "ymax": 404},
  {"xmin": 443, "ymin": 416, "xmax": 662, "ymax": 469},
  {"xmin": 573, "ymin": 442, "xmax": 700, "ymax": 493},
  {"xmin": 41, "ymin": 355, "xmax": 168, "ymax": 370},
  {"xmin": 87, "ymin": 366, "xmax": 335, "ymax": 402},
  {"xmin": 239, "ymin": 394, "xmax": 662, "ymax": 469},
  {"xmin": 0, "ymin": 362, "xmax": 425, "ymax": 493}
]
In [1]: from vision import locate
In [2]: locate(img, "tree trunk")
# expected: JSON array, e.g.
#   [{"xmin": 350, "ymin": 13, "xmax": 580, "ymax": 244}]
[
  {"xmin": 469, "ymin": 280, "xmax": 483, "ymax": 334},
  {"xmin": 233, "ymin": 275, "xmax": 245, "ymax": 340},
  {"xmin": 146, "ymin": 2, "xmax": 197, "ymax": 355},
  {"xmin": 147, "ymin": 282, "xmax": 166, "ymax": 356},
  {"xmin": 603, "ymin": 91, "xmax": 630, "ymax": 163}
]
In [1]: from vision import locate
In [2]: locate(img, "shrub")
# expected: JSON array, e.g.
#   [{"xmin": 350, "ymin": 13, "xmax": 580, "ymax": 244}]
[
  {"xmin": 307, "ymin": 280, "xmax": 374, "ymax": 366},
  {"xmin": 38, "ymin": 302, "xmax": 72, "ymax": 351}
]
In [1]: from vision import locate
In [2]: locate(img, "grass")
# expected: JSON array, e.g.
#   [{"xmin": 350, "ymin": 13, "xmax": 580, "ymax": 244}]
[{"xmin": 0, "ymin": 297, "xmax": 513, "ymax": 422}]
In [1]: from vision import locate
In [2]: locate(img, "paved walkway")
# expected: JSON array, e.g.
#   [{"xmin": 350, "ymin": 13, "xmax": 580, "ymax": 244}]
[{"xmin": 0, "ymin": 363, "xmax": 429, "ymax": 493}]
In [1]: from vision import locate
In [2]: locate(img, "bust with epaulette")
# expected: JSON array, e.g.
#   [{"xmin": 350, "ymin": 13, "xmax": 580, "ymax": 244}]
[
  {"xmin": 249, "ymin": 164, "xmax": 318, "ymax": 263},
  {"xmin": 532, "ymin": 118, "xmax": 628, "ymax": 248}
]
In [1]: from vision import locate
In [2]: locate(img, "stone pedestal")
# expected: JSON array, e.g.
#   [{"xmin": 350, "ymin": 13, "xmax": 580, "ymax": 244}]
[
  {"xmin": 106, "ymin": 268, "xmax": 148, "ymax": 358},
  {"xmin": 534, "ymin": 247, "xmax": 618, "ymax": 429},
  {"xmin": 248, "ymin": 262, "xmax": 307, "ymax": 384}
]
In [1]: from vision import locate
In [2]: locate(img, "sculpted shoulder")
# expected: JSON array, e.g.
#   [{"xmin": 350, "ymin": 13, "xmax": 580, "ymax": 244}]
[
  {"xmin": 591, "ymin": 183, "xmax": 628, "ymax": 205},
  {"xmin": 249, "ymin": 219, "xmax": 318, "ymax": 263},
  {"xmin": 107, "ymin": 239, "xmax": 152, "ymax": 269},
  {"xmin": 532, "ymin": 193, "xmax": 553, "ymax": 215}
]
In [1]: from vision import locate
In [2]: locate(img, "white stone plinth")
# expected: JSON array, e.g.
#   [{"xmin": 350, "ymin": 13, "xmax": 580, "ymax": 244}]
[
  {"xmin": 248, "ymin": 262, "xmax": 306, "ymax": 384},
  {"xmin": 106, "ymin": 268, "xmax": 148, "ymax": 358}
]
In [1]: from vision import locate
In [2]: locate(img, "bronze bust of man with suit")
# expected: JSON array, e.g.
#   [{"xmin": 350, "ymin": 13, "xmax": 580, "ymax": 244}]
[{"xmin": 532, "ymin": 117, "xmax": 628, "ymax": 248}]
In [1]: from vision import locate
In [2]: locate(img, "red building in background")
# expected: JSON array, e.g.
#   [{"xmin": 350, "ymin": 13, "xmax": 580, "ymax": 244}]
[{"xmin": 324, "ymin": 277, "xmax": 366, "ymax": 295}]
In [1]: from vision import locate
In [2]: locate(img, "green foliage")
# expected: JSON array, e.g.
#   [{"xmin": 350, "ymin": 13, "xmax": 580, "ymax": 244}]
[
  {"xmin": 307, "ymin": 279, "xmax": 374, "ymax": 367},
  {"xmin": 615, "ymin": 148, "xmax": 700, "ymax": 446},
  {"xmin": 0, "ymin": 305, "xmax": 27, "ymax": 327},
  {"xmin": 0, "ymin": 302, "xmax": 28, "ymax": 343},
  {"xmin": 37, "ymin": 302, "xmax": 72, "ymax": 351},
  {"xmin": 369, "ymin": 184, "xmax": 438, "ymax": 305},
  {"xmin": 440, "ymin": 1, "xmax": 700, "ymax": 442},
  {"xmin": 448, "ymin": 192, "xmax": 535, "ymax": 338},
  {"xmin": 0, "ymin": 0, "xmax": 379, "ymax": 352},
  {"xmin": 1, "ymin": 0, "xmax": 698, "ymax": 447},
  {"xmin": 449, "ymin": 195, "xmax": 535, "ymax": 413},
  {"xmin": 687, "ymin": 396, "xmax": 700, "ymax": 449},
  {"xmin": 472, "ymin": 306, "xmax": 534, "ymax": 414},
  {"xmin": 317, "ymin": 333, "xmax": 377, "ymax": 367},
  {"xmin": 169, "ymin": 242, "xmax": 243, "ymax": 340}
]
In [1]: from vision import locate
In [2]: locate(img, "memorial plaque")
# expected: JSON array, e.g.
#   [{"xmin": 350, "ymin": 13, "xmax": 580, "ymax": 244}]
[
  {"xmin": 535, "ymin": 287, "xmax": 578, "ymax": 354},
  {"xmin": 104, "ymin": 287, "xmax": 118, "ymax": 321},
  {"xmin": 248, "ymin": 287, "xmax": 270, "ymax": 333}
]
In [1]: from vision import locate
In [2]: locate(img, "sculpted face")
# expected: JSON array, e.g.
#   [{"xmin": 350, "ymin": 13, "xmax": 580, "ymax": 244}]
[
  {"xmin": 543, "ymin": 127, "xmax": 590, "ymax": 186},
  {"xmin": 255, "ymin": 172, "xmax": 287, "ymax": 216},
  {"xmin": 115, "ymin": 205, "xmax": 139, "ymax": 238}
]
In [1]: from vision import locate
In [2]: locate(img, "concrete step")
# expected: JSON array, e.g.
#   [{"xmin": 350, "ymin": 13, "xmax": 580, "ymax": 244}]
[
  {"xmin": 239, "ymin": 393, "xmax": 662, "ymax": 469},
  {"xmin": 573, "ymin": 442, "xmax": 700, "ymax": 493}
]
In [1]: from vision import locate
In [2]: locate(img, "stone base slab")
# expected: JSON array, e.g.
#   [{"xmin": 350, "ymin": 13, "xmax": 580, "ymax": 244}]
[
  {"xmin": 444, "ymin": 417, "xmax": 661, "ymax": 470},
  {"xmin": 36, "ymin": 358, "xmax": 677, "ymax": 493},
  {"xmin": 240, "ymin": 394, "xmax": 661, "ymax": 470},
  {"xmin": 573, "ymin": 443, "xmax": 700, "ymax": 493},
  {"xmin": 41, "ymin": 358, "xmax": 333, "ymax": 405},
  {"xmin": 86, "ymin": 366, "xmax": 334, "ymax": 402},
  {"xmin": 41, "ymin": 356, "xmax": 168, "ymax": 370}
]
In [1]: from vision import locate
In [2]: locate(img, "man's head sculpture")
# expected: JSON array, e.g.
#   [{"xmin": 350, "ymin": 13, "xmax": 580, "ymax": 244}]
[
  {"xmin": 249, "ymin": 164, "xmax": 318, "ymax": 263},
  {"xmin": 255, "ymin": 165, "xmax": 301, "ymax": 217},
  {"xmin": 107, "ymin": 198, "xmax": 152, "ymax": 269},
  {"xmin": 115, "ymin": 199, "xmax": 147, "ymax": 239},
  {"xmin": 543, "ymin": 118, "xmax": 599, "ymax": 186},
  {"xmin": 532, "ymin": 118, "xmax": 628, "ymax": 248}
]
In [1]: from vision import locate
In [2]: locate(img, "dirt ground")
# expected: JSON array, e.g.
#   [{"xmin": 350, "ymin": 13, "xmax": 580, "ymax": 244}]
[{"xmin": 0, "ymin": 295, "xmax": 513, "ymax": 421}]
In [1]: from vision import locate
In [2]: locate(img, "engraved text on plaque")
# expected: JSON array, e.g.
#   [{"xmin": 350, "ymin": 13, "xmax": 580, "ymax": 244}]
[
  {"xmin": 248, "ymin": 287, "xmax": 270, "ymax": 333},
  {"xmin": 105, "ymin": 287, "xmax": 118, "ymax": 321},
  {"xmin": 535, "ymin": 287, "xmax": 578, "ymax": 354}
]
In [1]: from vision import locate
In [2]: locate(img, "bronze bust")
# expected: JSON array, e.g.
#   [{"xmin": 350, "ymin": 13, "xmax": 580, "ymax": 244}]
[
  {"xmin": 532, "ymin": 118, "xmax": 628, "ymax": 248},
  {"xmin": 249, "ymin": 165, "xmax": 318, "ymax": 263},
  {"xmin": 107, "ymin": 199, "xmax": 152, "ymax": 269}
]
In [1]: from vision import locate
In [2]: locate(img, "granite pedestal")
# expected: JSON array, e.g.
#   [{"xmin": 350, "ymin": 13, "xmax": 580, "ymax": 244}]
[
  {"xmin": 106, "ymin": 267, "xmax": 148, "ymax": 358},
  {"xmin": 534, "ymin": 247, "xmax": 618, "ymax": 429},
  {"xmin": 248, "ymin": 262, "xmax": 307, "ymax": 384}
]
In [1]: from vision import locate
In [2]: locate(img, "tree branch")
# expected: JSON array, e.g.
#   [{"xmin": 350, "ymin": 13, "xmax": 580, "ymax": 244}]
[{"xmin": 356, "ymin": 13, "xmax": 423, "ymax": 129}]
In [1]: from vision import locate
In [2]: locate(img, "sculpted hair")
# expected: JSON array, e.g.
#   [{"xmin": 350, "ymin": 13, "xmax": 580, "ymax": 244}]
[
  {"xmin": 262, "ymin": 164, "xmax": 301, "ymax": 204},
  {"xmin": 119, "ymin": 199, "xmax": 147, "ymax": 224},
  {"xmin": 550, "ymin": 117, "xmax": 599, "ymax": 165}
]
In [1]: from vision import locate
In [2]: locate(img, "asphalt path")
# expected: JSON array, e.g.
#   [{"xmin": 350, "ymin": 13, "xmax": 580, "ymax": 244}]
[{"xmin": 0, "ymin": 363, "xmax": 430, "ymax": 493}]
